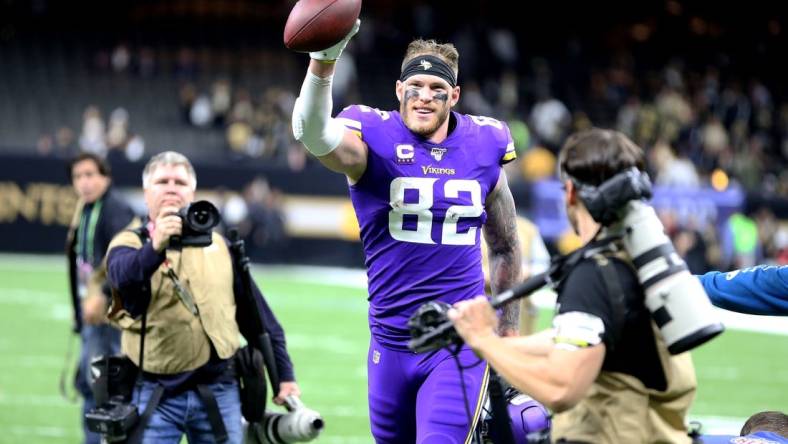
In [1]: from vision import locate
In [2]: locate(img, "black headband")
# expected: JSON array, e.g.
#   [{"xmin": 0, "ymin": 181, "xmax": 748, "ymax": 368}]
[{"xmin": 400, "ymin": 55, "xmax": 457, "ymax": 87}]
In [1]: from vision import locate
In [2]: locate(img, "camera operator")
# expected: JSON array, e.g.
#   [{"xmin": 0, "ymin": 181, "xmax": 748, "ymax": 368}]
[
  {"xmin": 449, "ymin": 129, "xmax": 697, "ymax": 443},
  {"xmin": 67, "ymin": 152, "xmax": 137, "ymax": 444},
  {"xmin": 105, "ymin": 151, "xmax": 300, "ymax": 443}
]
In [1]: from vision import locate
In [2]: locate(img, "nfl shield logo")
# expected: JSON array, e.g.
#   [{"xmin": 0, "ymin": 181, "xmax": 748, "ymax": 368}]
[{"xmin": 430, "ymin": 147, "xmax": 447, "ymax": 161}]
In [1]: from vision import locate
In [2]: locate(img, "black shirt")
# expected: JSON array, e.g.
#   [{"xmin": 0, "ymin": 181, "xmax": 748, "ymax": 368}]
[
  {"xmin": 67, "ymin": 188, "xmax": 136, "ymax": 332},
  {"xmin": 557, "ymin": 256, "xmax": 667, "ymax": 391}
]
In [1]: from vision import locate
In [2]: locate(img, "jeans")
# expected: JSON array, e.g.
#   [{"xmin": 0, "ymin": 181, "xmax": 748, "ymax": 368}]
[
  {"xmin": 77, "ymin": 324, "xmax": 121, "ymax": 444},
  {"xmin": 131, "ymin": 379, "xmax": 243, "ymax": 444}
]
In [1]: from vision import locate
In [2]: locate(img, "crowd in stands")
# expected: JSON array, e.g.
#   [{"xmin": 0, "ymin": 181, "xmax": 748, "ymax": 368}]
[
  {"xmin": 5, "ymin": 0, "xmax": 786, "ymax": 269},
  {"xmin": 37, "ymin": 104, "xmax": 146, "ymax": 163}
]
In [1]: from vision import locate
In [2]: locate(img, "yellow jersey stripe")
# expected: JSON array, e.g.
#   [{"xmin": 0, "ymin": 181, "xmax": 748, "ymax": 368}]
[
  {"xmin": 502, "ymin": 151, "xmax": 518, "ymax": 162},
  {"xmin": 554, "ymin": 336, "xmax": 590, "ymax": 347}
]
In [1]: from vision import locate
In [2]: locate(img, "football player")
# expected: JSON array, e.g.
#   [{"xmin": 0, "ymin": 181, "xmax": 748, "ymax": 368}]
[{"xmin": 291, "ymin": 22, "xmax": 523, "ymax": 443}]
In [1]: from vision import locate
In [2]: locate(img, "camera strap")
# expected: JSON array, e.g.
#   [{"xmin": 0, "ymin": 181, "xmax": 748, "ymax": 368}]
[
  {"xmin": 196, "ymin": 384, "xmax": 229, "ymax": 443},
  {"xmin": 58, "ymin": 333, "xmax": 79, "ymax": 403},
  {"xmin": 125, "ymin": 384, "xmax": 164, "ymax": 444},
  {"xmin": 126, "ymin": 301, "xmax": 167, "ymax": 444},
  {"xmin": 487, "ymin": 369, "xmax": 516, "ymax": 444},
  {"xmin": 592, "ymin": 254, "xmax": 627, "ymax": 351}
]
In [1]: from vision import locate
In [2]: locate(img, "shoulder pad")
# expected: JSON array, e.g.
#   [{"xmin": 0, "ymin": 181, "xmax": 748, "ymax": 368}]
[
  {"xmin": 336, "ymin": 104, "xmax": 393, "ymax": 139},
  {"xmin": 467, "ymin": 114, "xmax": 516, "ymax": 163}
]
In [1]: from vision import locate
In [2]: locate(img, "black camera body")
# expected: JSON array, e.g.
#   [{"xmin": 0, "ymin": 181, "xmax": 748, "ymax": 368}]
[
  {"xmin": 85, "ymin": 398, "xmax": 139, "ymax": 442},
  {"xmin": 85, "ymin": 355, "xmax": 140, "ymax": 442},
  {"xmin": 170, "ymin": 200, "xmax": 222, "ymax": 249},
  {"xmin": 407, "ymin": 301, "xmax": 462, "ymax": 353}
]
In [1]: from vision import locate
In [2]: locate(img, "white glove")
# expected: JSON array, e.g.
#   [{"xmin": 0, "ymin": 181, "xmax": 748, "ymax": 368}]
[{"xmin": 310, "ymin": 19, "xmax": 360, "ymax": 62}]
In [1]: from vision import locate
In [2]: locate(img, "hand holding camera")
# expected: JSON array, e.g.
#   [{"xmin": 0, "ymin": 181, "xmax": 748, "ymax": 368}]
[
  {"xmin": 247, "ymin": 395, "xmax": 325, "ymax": 444},
  {"xmin": 274, "ymin": 381, "xmax": 302, "ymax": 406},
  {"xmin": 152, "ymin": 205, "xmax": 183, "ymax": 252}
]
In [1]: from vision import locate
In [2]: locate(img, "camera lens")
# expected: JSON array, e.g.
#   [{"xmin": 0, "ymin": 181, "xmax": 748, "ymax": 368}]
[
  {"xmin": 193, "ymin": 210, "xmax": 209, "ymax": 225},
  {"xmin": 185, "ymin": 201, "xmax": 220, "ymax": 231}
]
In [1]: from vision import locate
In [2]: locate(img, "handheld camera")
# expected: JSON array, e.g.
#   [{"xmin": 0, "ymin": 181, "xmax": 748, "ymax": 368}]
[{"xmin": 169, "ymin": 200, "xmax": 221, "ymax": 249}]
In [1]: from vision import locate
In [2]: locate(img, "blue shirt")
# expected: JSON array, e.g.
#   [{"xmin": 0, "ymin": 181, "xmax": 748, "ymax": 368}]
[
  {"xmin": 698, "ymin": 265, "xmax": 788, "ymax": 316},
  {"xmin": 700, "ymin": 431, "xmax": 788, "ymax": 443}
]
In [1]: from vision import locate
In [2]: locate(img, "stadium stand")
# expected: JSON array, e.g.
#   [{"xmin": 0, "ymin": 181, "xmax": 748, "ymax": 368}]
[{"xmin": 1, "ymin": 0, "xmax": 786, "ymax": 267}]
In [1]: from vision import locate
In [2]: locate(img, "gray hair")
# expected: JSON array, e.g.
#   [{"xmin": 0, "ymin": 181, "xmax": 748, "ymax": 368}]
[{"xmin": 142, "ymin": 151, "xmax": 197, "ymax": 190}]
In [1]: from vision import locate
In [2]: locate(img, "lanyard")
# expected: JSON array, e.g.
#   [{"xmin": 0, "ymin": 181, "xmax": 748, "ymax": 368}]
[
  {"xmin": 75, "ymin": 199, "xmax": 103, "ymax": 264},
  {"xmin": 163, "ymin": 259, "xmax": 200, "ymax": 316}
]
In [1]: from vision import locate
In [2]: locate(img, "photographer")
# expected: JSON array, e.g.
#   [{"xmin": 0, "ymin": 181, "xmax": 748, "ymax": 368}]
[
  {"xmin": 449, "ymin": 129, "xmax": 698, "ymax": 443},
  {"xmin": 105, "ymin": 151, "xmax": 300, "ymax": 443},
  {"xmin": 67, "ymin": 152, "xmax": 137, "ymax": 444}
]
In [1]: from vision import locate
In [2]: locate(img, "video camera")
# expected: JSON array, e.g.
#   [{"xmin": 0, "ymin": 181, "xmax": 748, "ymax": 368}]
[
  {"xmin": 246, "ymin": 396, "xmax": 324, "ymax": 444},
  {"xmin": 169, "ymin": 200, "xmax": 221, "ymax": 249}
]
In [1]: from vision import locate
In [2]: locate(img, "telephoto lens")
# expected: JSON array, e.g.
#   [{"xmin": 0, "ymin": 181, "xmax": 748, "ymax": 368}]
[{"xmin": 246, "ymin": 396, "xmax": 324, "ymax": 444}]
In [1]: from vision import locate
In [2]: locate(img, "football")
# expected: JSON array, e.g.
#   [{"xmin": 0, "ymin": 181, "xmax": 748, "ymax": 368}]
[{"xmin": 283, "ymin": 0, "xmax": 362, "ymax": 52}]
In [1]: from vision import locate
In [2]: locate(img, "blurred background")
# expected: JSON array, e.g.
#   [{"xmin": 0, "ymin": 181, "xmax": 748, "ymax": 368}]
[{"xmin": 0, "ymin": 0, "xmax": 786, "ymax": 443}]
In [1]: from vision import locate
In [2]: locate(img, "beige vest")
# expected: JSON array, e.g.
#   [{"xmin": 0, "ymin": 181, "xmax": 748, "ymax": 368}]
[
  {"xmin": 107, "ymin": 230, "xmax": 241, "ymax": 374},
  {"xmin": 552, "ymin": 322, "xmax": 697, "ymax": 444}
]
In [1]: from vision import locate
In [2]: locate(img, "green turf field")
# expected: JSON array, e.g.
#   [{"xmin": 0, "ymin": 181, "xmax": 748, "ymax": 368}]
[{"xmin": 0, "ymin": 254, "xmax": 786, "ymax": 443}]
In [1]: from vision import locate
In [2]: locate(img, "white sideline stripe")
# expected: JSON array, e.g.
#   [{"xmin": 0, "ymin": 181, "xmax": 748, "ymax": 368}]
[
  {"xmin": 0, "ymin": 253, "xmax": 66, "ymax": 270},
  {"xmin": 253, "ymin": 264, "xmax": 369, "ymax": 288},
  {"xmin": 253, "ymin": 266, "xmax": 788, "ymax": 336},
  {"xmin": 286, "ymin": 332, "xmax": 361, "ymax": 356},
  {"xmin": 0, "ymin": 393, "xmax": 77, "ymax": 408},
  {"xmin": 0, "ymin": 355, "xmax": 64, "ymax": 368},
  {"xmin": 3, "ymin": 425, "xmax": 71, "ymax": 438},
  {"xmin": 1, "ymin": 255, "xmax": 786, "ymax": 335},
  {"xmin": 0, "ymin": 289, "xmax": 68, "ymax": 304}
]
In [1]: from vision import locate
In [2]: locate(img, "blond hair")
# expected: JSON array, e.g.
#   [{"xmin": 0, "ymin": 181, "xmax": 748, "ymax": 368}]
[
  {"xmin": 401, "ymin": 39, "xmax": 459, "ymax": 78},
  {"xmin": 142, "ymin": 151, "xmax": 197, "ymax": 190}
]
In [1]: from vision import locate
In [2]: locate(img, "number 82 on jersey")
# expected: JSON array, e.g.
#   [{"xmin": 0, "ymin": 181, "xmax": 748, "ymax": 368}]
[{"xmin": 388, "ymin": 177, "xmax": 483, "ymax": 246}]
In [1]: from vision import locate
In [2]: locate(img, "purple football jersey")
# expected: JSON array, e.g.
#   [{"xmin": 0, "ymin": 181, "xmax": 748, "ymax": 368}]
[{"xmin": 337, "ymin": 105, "xmax": 516, "ymax": 349}]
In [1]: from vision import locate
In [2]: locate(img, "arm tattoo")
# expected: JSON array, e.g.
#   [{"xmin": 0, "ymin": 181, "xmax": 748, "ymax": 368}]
[{"xmin": 483, "ymin": 171, "xmax": 522, "ymax": 335}]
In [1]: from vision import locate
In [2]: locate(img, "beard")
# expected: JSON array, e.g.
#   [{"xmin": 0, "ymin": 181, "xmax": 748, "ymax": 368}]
[{"xmin": 401, "ymin": 102, "xmax": 451, "ymax": 138}]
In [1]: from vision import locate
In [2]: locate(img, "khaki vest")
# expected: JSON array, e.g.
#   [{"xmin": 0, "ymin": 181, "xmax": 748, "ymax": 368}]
[
  {"xmin": 107, "ymin": 230, "xmax": 241, "ymax": 374},
  {"xmin": 552, "ymin": 250, "xmax": 697, "ymax": 444}
]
